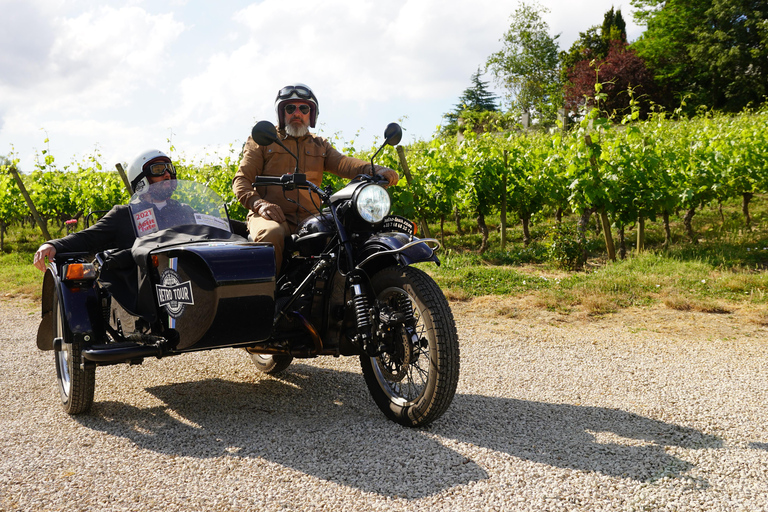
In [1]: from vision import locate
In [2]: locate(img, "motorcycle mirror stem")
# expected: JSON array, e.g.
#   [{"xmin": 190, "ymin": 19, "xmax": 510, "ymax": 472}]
[
  {"xmin": 251, "ymin": 121, "xmax": 301, "ymax": 175},
  {"xmin": 369, "ymin": 122, "xmax": 403, "ymax": 177}
]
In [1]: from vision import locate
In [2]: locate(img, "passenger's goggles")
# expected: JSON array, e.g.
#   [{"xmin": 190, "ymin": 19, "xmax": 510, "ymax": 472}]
[
  {"xmin": 277, "ymin": 85, "xmax": 315, "ymax": 101},
  {"xmin": 284, "ymin": 104, "xmax": 311, "ymax": 115},
  {"xmin": 145, "ymin": 161, "xmax": 176, "ymax": 177}
]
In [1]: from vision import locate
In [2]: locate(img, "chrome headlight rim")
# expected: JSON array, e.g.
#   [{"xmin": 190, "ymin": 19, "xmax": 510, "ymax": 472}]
[{"xmin": 354, "ymin": 183, "xmax": 391, "ymax": 224}]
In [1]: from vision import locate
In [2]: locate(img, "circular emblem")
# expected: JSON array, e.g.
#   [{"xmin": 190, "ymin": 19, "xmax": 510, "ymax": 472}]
[{"xmin": 156, "ymin": 268, "xmax": 194, "ymax": 318}]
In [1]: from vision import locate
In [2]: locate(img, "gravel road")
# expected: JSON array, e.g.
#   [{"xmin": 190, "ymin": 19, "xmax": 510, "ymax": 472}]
[{"xmin": 2, "ymin": 296, "xmax": 768, "ymax": 511}]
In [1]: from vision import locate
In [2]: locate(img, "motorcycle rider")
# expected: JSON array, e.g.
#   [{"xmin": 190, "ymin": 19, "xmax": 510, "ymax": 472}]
[
  {"xmin": 232, "ymin": 83, "xmax": 399, "ymax": 273},
  {"xmin": 33, "ymin": 149, "xmax": 196, "ymax": 271}
]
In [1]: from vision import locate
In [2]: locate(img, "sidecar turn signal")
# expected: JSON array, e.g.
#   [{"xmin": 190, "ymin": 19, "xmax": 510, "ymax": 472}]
[{"xmin": 63, "ymin": 263, "xmax": 97, "ymax": 281}]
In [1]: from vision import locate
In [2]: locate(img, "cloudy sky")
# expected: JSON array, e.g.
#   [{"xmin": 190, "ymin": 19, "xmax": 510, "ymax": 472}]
[{"xmin": 1, "ymin": 0, "xmax": 643, "ymax": 173}]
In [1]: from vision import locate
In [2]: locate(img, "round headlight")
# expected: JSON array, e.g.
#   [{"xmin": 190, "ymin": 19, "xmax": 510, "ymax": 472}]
[{"xmin": 355, "ymin": 184, "xmax": 391, "ymax": 223}]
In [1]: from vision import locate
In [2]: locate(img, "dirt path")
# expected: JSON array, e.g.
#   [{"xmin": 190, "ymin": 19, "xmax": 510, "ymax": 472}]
[{"xmin": 2, "ymin": 297, "xmax": 767, "ymax": 511}]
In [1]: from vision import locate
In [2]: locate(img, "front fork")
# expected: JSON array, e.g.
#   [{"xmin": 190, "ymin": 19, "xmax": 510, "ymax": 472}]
[{"xmin": 349, "ymin": 274, "xmax": 419, "ymax": 357}]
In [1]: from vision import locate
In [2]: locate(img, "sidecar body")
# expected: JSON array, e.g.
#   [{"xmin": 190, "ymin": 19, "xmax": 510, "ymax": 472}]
[{"xmin": 38, "ymin": 180, "xmax": 277, "ymax": 372}]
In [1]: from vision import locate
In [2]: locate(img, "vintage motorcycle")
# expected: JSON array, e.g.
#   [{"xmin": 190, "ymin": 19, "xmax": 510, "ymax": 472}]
[{"xmin": 37, "ymin": 122, "xmax": 459, "ymax": 427}]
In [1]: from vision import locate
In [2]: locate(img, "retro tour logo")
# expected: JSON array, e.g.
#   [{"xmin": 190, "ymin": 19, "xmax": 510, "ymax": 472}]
[{"xmin": 156, "ymin": 268, "xmax": 194, "ymax": 318}]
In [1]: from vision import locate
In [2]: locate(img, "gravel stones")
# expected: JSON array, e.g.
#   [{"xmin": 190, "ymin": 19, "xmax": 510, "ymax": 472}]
[{"xmin": 1, "ymin": 297, "xmax": 767, "ymax": 511}]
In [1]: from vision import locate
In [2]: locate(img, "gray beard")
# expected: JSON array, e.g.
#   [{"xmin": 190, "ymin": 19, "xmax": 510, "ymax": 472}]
[{"xmin": 285, "ymin": 123, "xmax": 309, "ymax": 138}]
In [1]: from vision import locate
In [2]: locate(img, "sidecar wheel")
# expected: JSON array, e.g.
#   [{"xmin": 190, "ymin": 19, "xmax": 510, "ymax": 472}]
[
  {"xmin": 361, "ymin": 266, "xmax": 459, "ymax": 427},
  {"xmin": 249, "ymin": 353, "xmax": 293, "ymax": 375},
  {"xmin": 53, "ymin": 292, "xmax": 95, "ymax": 415}
]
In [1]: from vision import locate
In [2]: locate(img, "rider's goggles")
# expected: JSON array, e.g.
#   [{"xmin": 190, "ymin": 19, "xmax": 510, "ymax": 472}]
[
  {"xmin": 146, "ymin": 161, "xmax": 176, "ymax": 177},
  {"xmin": 284, "ymin": 104, "xmax": 311, "ymax": 115},
  {"xmin": 277, "ymin": 85, "xmax": 315, "ymax": 101}
]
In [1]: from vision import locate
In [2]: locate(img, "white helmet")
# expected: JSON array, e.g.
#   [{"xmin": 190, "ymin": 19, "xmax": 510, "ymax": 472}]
[
  {"xmin": 126, "ymin": 149, "xmax": 175, "ymax": 194},
  {"xmin": 274, "ymin": 83, "xmax": 319, "ymax": 129}
]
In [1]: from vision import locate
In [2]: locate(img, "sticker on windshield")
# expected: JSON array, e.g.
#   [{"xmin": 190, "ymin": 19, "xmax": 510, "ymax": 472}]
[
  {"xmin": 134, "ymin": 208, "xmax": 159, "ymax": 236},
  {"xmin": 194, "ymin": 213, "xmax": 230, "ymax": 231},
  {"xmin": 156, "ymin": 267, "xmax": 194, "ymax": 318}
]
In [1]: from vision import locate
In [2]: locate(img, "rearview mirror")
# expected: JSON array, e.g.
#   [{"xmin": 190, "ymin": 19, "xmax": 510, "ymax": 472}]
[
  {"xmin": 251, "ymin": 121, "xmax": 279, "ymax": 146},
  {"xmin": 383, "ymin": 123, "xmax": 402, "ymax": 146}
]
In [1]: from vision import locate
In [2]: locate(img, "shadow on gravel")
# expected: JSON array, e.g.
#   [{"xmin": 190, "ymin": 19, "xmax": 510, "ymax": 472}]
[
  {"xmin": 77, "ymin": 364, "xmax": 488, "ymax": 499},
  {"xmin": 434, "ymin": 394, "xmax": 723, "ymax": 483},
  {"xmin": 76, "ymin": 364, "xmax": 721, "ymax": 498}
]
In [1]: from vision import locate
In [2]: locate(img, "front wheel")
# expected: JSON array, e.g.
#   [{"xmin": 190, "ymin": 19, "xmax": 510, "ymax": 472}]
[
  {"xmin": 53, "ymin": 292, "xmax": 95, "ymax": 414},
  {"xmin": 361, "ymin": 266, "xmax": 459, "ymax": 427}
]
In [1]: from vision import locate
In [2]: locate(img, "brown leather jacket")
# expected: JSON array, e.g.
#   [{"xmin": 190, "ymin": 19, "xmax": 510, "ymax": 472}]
[{"xmin": 233, "ymin": 129, "xmax": 384, "ymax": 226}]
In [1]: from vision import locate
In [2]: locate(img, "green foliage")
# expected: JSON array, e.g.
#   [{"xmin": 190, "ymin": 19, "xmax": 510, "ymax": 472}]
[
  {"xmin": 443, "ymin": 69, "xmax": 500, "ymax": 135},
  {"xmin": 546, "ymin": 222, "xmax": 584, "ymax": 270},
  {"xmin": 486, "ymin": 0, "xmax": 562, "ymax": 123},
  {"xmin": 560, "ymin": 7, "xmax": 628, "ymax": 82},
  {"xmin": 3, "ymin": 107, "xmax": 768, "ymax": 269},
  {"xmin": 630, "ymin": 0, "xmax": 768, "ymax": 112}
]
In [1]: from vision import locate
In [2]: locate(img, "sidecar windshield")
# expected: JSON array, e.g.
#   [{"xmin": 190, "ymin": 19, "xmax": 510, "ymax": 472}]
[{"xmin": 128, "ymin": 179, "xmax": 232, "ymax": 238}]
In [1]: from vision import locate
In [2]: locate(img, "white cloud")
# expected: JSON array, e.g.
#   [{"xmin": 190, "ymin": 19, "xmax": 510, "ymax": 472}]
[
  {"xmin": 0, "ymin": 2, "xmax": 186, "ymax": 167},
  {"xmin": 168, "ymin": 0, "xmax": 513, "ymax": 142},
  {"xmin": 1, "ymin": 0, "xmax": 645, "ymax": 172}
]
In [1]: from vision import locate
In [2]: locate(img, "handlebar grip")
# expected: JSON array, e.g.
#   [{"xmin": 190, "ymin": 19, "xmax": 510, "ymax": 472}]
[
  {"xmin": 252, "ymin": 176, "xmax": 285, "ymax": 185},
  {"xmin": 252, "ymin": 173, "xmax": 309, "ymax": 188}
]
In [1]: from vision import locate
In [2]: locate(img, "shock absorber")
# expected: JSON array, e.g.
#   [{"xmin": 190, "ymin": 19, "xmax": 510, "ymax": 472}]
[
  {"xmin": 349, "ymin": 276, "xmax": 377, "ymax": 355},
  {"xmin": 397, "ymin": 294, "xmax": 415, "ymax": 326}
]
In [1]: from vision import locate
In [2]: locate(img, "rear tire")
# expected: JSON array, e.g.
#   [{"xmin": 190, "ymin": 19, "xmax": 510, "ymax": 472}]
[
  {"xmin": 53, "ymin": 292, "xmax": 95, "ymax": 415},
  {"xmin": 360, "ymin": 266, "xmax": 459, "ymax": 427},
  {"xmin": 249, "ymin": 353, "xmax": 293, "ymax": 375}
]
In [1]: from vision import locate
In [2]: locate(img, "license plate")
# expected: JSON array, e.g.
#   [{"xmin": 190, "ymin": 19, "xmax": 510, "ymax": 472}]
[{"xmin": 381, "ymin": 215, "xmax": 415, "ymax": 235}]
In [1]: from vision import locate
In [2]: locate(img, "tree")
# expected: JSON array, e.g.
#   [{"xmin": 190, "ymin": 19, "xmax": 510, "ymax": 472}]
[
  {"xmin": 443, "ymin": 69, "xmax": 500, "ymax": 134},
  {"xmin": 602, "ymin": 7, "xmax": 627, "ymax": 44},
  {"xmin": 560, "ymin": 8, "xmax": 628, "ymax": 83},
  {"xmin": 690, "ymin": 0, "xmax": 768, "ymax": 111},
  {"xmin": 630, "ymin": 0, "xmax": 768, "ymax": 112},
  {"xmin": 486, "ymin": 1, "xmax": 562, "ymax": 124},
  {"xmin": 564, "ymin": 42, "xmax": 656, "ymax": 118}
]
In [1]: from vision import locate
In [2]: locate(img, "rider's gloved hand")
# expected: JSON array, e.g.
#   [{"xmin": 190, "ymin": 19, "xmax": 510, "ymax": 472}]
[
  {"xmin": 254, "ymin": 200, "xmax": 286, "ymax": 223},
  {"xmin": 375, "ymin": 168, "xmax": 399, "ymax": 187}
]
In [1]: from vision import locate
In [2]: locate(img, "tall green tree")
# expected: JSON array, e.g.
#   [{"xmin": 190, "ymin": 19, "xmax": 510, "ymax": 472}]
[
  {"xmin": 602, "ymin": 7, "xmax": 627, "ymax": 44},
  {"xmin": 631, "ymin": 0, "xmax": 768, "ymax": 111},
  {"xmin": 443, "ymin": 69, "xmax": 500, "ymax": 134},
  {"xmin": 690, "ymin": 0, "xmax": 768, "ymax": 111},
  {"xmin": 560, "ymin": 8, "xmax": 628, "ymax": 83},
  {"xmin": 486, "ymin": 1, "xmax": 562, "ymax": 124}
]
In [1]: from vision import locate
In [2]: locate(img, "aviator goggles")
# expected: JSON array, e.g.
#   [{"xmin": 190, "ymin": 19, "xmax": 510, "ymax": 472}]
[
  {"xmin": 276, "ymin": 85, "xmax": 316, "ymax": 102},
  {"xmin": 145, "ymin": 161, "xmax": 176, "ymax": 177},
  {"xmin": 284, "ymin": 104, "xmax": 311, "ymax": 115}
]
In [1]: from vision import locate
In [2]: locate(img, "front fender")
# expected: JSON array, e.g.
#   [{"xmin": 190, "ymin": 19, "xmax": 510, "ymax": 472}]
[{"xmin": 357, "ymin": 232, "xmax": 440, "ymax": 274}]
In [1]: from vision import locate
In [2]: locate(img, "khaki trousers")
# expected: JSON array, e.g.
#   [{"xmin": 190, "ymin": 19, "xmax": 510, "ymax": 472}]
[{"xmin": 247, "ymin": 215, "xmax": 297, "ymax": 274}]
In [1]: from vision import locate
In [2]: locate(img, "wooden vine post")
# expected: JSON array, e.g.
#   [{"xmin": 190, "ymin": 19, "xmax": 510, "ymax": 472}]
[
  {"xmin": 584, "ymin": 135, "xmax": 616, "ymax": 262},
  {"xmin": 115, "ymin": 163, "xmax": 133, "ymax": 195},
  {"xmin": 500, "ymin": 150, "xmax": 508, "ymax": 251},
  {"xmin": 395, "ymin": 145, "xmax": 431, "ymax": 238},
  {"xmin": 8, "ymin": 166, "xmax": 52, "ymax": 241}
]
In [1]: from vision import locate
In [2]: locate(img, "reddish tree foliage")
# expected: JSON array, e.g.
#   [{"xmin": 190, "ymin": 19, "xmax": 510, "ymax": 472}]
[{"xmin": 564, "ymin": 42, "xmax": 657, "ymax": 119}]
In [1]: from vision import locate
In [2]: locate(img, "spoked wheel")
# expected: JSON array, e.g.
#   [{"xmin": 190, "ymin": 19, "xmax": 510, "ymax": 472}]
[
  {"xmin": 53, "ymin": 292, "xmax": 95, "ymax": 414},
  {"xmin": 361, "ymin": 266, "xmax": 459, "ymax": 427},
  {"xmin": 249, "ymin": 353, "xmax": 293, "ymax": 375}
]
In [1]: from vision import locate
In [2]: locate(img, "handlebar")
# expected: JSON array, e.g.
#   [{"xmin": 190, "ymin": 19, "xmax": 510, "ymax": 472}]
[{"xmin": 252, "ymin": 172, "xmax": 310, "ymax": 190}]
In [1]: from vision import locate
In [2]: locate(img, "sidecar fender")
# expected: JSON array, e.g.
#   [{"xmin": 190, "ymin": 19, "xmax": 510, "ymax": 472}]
[
  {"xmin": 37, "ymin": 268, "xmax": 102, "ymax": 351},
  {"xmin": 357, "ymin": 232, "xmax": 440, "ymax": 274}
]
